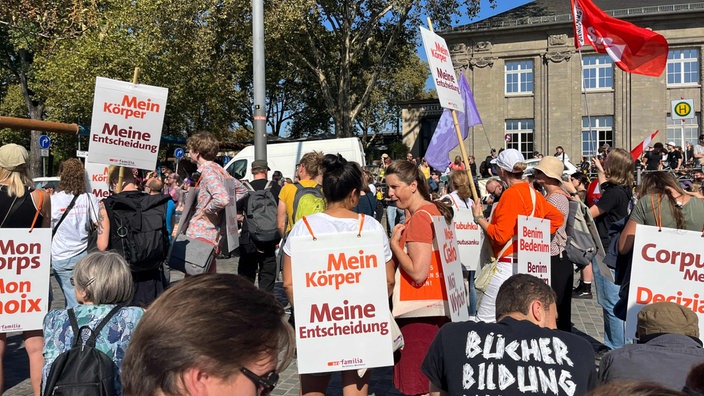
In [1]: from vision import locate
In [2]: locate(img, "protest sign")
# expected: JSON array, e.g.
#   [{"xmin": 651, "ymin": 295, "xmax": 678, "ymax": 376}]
[
  {"xmin": 221, "ymin": 178, "xmax": 241, "ymax": 252},
  {"xmin": 517, "ymin": 215, "xmax": 551, "ymax": 285},
  {"xmin": 626, "ymin": 225, "xmax": 704, "ymax": 341},
  {"xmin": 452, "ymin": 210, "xmax": 483, "ymax": 271},
  {"xmin": 290, "ymin": 229, "xmax": 393, "ymax": 374},
  {"xmin": 88, "ymin": 77, "xmax": 168, "ymax": 171},
  {"xmin": 420, "ymin": 27, "xmax": 463, "ymax": 112},
  {"xmin": 0, "ymin": 228, "xmax": 51, "ymax": 332},
  {"xmin": 85, "ymin": 162, "xmax": 111, "ymax": 200},
  {"xmin": 432, "ymin": 216, "xmax": 470, "ymax": 322}
]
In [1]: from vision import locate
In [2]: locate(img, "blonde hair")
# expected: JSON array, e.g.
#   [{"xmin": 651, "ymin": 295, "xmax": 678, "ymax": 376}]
[
  {"xmin": 0, "ymin": 166, "xmax": 32, "ymax": 198},
  {"xmin": 449, "ymin": 171, "xmax": 472, "ymax": 200},
  {"xmin": 605, "ymin": 148, "xmax": 634, "ymax": 187},
  {"xmin": 299, "ymin": 151, "xmax": 324, "ymax": 179}
]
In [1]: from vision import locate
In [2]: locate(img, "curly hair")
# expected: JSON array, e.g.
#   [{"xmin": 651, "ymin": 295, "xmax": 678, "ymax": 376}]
[
  {"xmin": 187, "ymin": 132, "xmax": 220, "ymax": 161},
  {"xmin": 58, "ymin": 158, "xmax": 88, "ymax": 196}
]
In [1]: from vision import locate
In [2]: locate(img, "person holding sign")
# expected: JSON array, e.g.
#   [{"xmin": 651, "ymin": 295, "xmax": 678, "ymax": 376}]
[
  {"xmin": 282, "ymin": 154, "xmax": 394, "ymax": 396},
  {"xmin": 385, "ymin": 160, "xmax": 454, "ymax": 396},
  {"xmin": 533, "ymin": 156, "xmax": 573, "ymax": 332},
  {"xmin": 471, "ymin": 149, "xmax": 563, "ymax": 324},
  {"xmin": 0, "ymin": 143, "xmax": 51, "ymax": 396}
]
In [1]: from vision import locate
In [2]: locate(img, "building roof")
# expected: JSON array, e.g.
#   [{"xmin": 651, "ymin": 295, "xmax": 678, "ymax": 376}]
[{"xmin": 449, "ymin": 0, "xmax": 704, "ymax": 33}]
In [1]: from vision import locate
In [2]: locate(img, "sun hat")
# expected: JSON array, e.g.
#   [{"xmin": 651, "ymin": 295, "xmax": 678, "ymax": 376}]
[
  {"xmin": 637, "ymin": 302, "xmax": 699, "ymax": 339},
  {"xmin": 490, "ymin": 149, "xmax": 525, "ymax": 173},
  {"xmin": 534, "ymin": 156, "xmax": 564, "ymax": 183},
  {"xmin": 0, "ymin": 144, "xmax": 29, "ymax": 171}
]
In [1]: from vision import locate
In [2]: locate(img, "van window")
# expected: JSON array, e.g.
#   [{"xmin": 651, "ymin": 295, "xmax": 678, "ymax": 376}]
[{"xmin": 227, "ymin": 159, "xmax": 247, "ymax": 179}]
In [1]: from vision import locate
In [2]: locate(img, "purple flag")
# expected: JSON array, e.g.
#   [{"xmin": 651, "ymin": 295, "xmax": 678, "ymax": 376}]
[{"xmin": 425, "ymin": 74, "xmax": 482, "ymax": 171}]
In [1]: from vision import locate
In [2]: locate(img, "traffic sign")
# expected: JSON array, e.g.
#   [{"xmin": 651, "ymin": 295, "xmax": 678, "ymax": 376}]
[
  {"xmin": 39, "ymin": 135, "xmax": 51, "ymax": 149},
  {"xmin": 174, "ymin": 148, "xmax": 184, "ymax": 159},
  {"xmin": 504, "ymin": 134, "xmax": 512, "ymax": 142},
  {"xmin": 76, "ymin": 150, "xmax": 88, "ymax": 158},
  {"xmin": 222, "ymin": 155, "xmax": 231, "ymax": 164},
  {"xmin": 40, "ymin": 149, "xmax": 49, "ymax": 157},
  {"xmin": 672, "ymin": 99, "xmax": 694, "ymax": 120}
]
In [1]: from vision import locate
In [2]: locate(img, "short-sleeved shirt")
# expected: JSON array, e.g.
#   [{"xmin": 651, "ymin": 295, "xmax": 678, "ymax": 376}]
[
  {"xmin": 594, "ymin": 183, "xmax": 631, "ymax": 246},
  {"xmin": 421, "ymin": 317, "xmax": 598, "ymax": 395},
  {"xmin": 43, "ymin": 304, "xmax": 144, "ymax": 395},
  {"xmin": 283, "ymin": 212, "xmax": 391, "ymax": 261},
  {"xmin": 51, "ymin": 192, "xmax": 100, "ymax": 260},
  {"xmin": 643, "ymin": 150, "xmax": 662, "ymax": 170},
  {"xmin": 667, "ymin": 150, "xmax": 682, "ymax": 168},
  {"xmin": 630, "ymin": 193, "xmax": 704, "ymax": 231},
  {"xmin": 279, "ymin": 179, "xmax": 319, "ymax": 233},
  {"xmin": 186, "ymin": 161, "xmax": 232, "ymax": 243}
]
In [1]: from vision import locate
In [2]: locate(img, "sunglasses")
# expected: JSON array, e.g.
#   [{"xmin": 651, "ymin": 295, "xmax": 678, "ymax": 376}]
[{"xmin": 240, "ymin": 367, "xmax": 278, "ymax": 395}]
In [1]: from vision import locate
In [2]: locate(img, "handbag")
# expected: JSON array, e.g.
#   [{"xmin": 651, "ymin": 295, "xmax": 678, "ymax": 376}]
[{"xmin": 168, "ymin": 234, "xmax": 216, "ymax": 275}]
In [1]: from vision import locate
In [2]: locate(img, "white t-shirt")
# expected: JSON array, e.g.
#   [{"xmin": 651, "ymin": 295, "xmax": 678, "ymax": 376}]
[
  {"xmin": 441, "ymin": 191, "xmax": 473, "ymax": 210},
  {"xmin": 51, "ymin": 191, "xmax": 99, "ymax": 260},
  {"xmin": 694, "ymin": 144, "xmax": 704, "ymax": 165},
  {"xmin": 283, "ymin": 212, "xmax": 392, "ymax": 261}
]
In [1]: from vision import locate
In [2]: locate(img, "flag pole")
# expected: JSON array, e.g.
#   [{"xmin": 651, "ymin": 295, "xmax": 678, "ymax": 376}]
[
  {"xmin": 577, "ymin": 48, "xmax": 596, "ymax": 162},
  {"xmin": 427, "ymin": 18, "xmax": 479, "ymax": 201},
  {"xmin": 116, "ymin": 66, "xmax": 140, "ymax": 193}
]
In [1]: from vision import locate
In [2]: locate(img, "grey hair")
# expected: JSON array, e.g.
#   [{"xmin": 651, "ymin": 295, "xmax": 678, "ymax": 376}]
[{"xmin": 74, "ymin": 251, "xmax": 134, "ymax": 304}]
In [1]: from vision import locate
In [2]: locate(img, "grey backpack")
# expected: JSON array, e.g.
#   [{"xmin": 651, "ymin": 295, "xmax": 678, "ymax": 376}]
[
  {"xmin": 243, "ymin": 181, "xmax": 279, "ymax": 243},
  {"xmin": 564, "ymin": 200, "xmax": 602, "ymax": 267}
]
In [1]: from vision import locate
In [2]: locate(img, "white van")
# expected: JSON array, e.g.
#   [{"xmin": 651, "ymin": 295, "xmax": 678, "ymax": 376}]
[{"xmin": 224, "ymin": 137, "xmax": 366, "ymax": 181}]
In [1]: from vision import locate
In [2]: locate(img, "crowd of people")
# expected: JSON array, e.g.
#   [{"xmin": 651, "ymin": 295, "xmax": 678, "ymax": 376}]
[{"xmin": 1, "ymin": 135, "xmax": 704, "ymax": 396}]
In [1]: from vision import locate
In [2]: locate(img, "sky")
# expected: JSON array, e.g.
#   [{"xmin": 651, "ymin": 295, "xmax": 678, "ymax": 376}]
[{"xmin": 418, "ymin": 0, "xmax": 533, "ymax": 88}]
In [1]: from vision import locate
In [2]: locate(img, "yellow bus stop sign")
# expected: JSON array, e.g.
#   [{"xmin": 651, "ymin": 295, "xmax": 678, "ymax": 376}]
[{"xmin": 671, "ymin": 99, "xmax": 694, "ymax": 120}]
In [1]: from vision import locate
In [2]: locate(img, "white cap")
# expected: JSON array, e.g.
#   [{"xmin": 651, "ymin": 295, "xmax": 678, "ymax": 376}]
[
  {"xmin": 667, "ymin": 141, "xmax": 676, "ymax": 147},
  {"xmin": 490, "ymin": 149, "xmax": 525, "ymax": 173}
]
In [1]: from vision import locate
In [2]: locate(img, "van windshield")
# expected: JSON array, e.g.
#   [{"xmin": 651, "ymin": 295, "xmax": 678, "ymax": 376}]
[{"xmin": 227, "ymin": 159, "xmax": 247, "ymax": 179}]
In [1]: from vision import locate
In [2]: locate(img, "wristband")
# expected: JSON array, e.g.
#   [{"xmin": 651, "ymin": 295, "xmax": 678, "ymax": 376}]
[{"xmin": 474, "ymin": 215, "xmax": 485, "ymax": 222}]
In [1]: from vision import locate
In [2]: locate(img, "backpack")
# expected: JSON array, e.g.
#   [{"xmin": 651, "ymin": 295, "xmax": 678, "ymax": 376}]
[
  {"xmin": 291, "ymin": 182, "xmax": 325, "ymax": 225},
  {"xmin": 564, "ymin": 199, "xmax": 601, "ymax": 267},
  {"xmin": 43, "ymin": 305, "xmax": 122, "ymax": 396},
  {"xmin": 103, "ymin": 192, "xmax": 171, "ymax": 272},
  {"xmin": 243, "ymin": 180, "xmax": 279, "ymax": 243}
]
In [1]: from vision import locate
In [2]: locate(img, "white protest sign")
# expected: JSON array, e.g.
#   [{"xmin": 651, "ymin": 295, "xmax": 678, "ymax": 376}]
[
  {"xmin": 290, "ymin": 229, "xmax": 393, "ymax": 374},
  {"xmin": 85, "ymin": 162, "xmax": 111, "ymax": 200},
  {"xmin": 517, "ymin": 215, "xmax": 551, "ymax": 285},
  {"xmin": 0, "ymin": 228, "xmax": 51, "ymax": 331},
  {"xmin": 88, "ymin": 76, "xmax": 168, "ymax": 170},
  {"xmin": 626, "ymin": 225, "xmax": 704, "ymax": 341},
  {"xmin": 432, "ymin": 217, "xmax": 470, "ymax": 322},
  {"xmin": 452, "ymin": 210, "xmax": 483, "ymax": 271},
  {"xmin": 420, "ymin": 27, "xmax": 464, "ymax": 112}
]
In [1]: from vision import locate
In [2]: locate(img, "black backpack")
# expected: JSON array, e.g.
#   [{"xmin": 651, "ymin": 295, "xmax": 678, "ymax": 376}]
[
  {"xmin": 103, "ymin": 192, "xmax": 171, "ymax": 272},
  {"xmin": 43, "ymin": 306, "xmax": 122, "ymax": 396},
  {"xmin": 242, "ymin": 180, "xmax": 279, "ymax": 243}
]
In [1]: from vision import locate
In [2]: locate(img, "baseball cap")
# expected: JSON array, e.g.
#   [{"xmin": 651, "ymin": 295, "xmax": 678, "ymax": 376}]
[
  {"xmin": 0, "ymin": 144, "xmax": 29, "ymax": 171},
  {"xmin": 667, "ymin": 141, "xmax": 676, "ymax": 147},
  {"xmin": 251, "ymin": 160, "xmax": 270, "ymax": 171},
  {"xmin": 637, "ymin": 302, "xmax": 699, "ymax": 339},
  {"xmin": 490, "ymin": 149, "xmax": 525, "ymax": 173}
]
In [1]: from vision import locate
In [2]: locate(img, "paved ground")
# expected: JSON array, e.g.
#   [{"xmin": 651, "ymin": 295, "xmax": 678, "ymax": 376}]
[{"xmin": 4, "ymin": 251, "xmax": 605, "ymax": 396}]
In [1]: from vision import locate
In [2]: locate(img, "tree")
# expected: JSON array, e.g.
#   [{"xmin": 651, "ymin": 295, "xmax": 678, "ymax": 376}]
[{"xmin": 271, "ymin": 0, "xmax": 491, "ymax": 137}]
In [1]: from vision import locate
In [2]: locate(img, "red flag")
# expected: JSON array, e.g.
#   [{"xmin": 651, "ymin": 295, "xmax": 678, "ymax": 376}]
[
  {"xmin": 572, "ymin": 0, "xmax": 668, "ymax": 77},
  {"xmin": 630, "ymin": 130, "xmax": 659, "ymax": 161}
]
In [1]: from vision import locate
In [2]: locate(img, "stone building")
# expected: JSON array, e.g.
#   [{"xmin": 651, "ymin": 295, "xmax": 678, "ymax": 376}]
[{"xmin": 402, "ymin": 0, "xmax": 704, "ymax": 164}]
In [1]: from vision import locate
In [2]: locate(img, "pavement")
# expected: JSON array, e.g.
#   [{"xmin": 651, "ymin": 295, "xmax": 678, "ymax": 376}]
[{"xmin": 5, "ymin": 255, "xmax": 606, "ymax": 396}]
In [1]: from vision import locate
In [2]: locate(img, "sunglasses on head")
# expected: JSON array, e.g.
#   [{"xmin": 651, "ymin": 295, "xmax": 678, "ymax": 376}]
[{"xmin": 240, "ymin": 367, "xmax": 278, "ymax": 395}]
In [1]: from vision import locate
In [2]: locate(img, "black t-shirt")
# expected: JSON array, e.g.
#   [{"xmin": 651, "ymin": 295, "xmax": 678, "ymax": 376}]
[
  {"xmin": 237, "ymin": 179, "xmax": 281, "ymax": 244},
  {"xmin": 666, "ymin": 150, "xmax": 682, "ymax": 168},
  {"xmin": 421, "ymin": 317, "xmax": 597, "ymax": 396},
  {"xmin": 594, "ymin": 183, "xmax": 631, "ymax": 246},
  {"xmin": 643, "ymin": 150, "xmax": 661, "ymax": 170}
]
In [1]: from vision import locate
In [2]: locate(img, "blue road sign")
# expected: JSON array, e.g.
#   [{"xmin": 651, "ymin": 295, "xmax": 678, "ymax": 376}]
[
  {"xmin": 222, "ymin": 155, "xmax": 231, "ymax": 164},
  {"xmin": 39, "ymin": 135, "xmax": 51, "ymax": 149},
  {"xmin": 174, "ymin": 148, "xmax": 184, "ymax": 159}
]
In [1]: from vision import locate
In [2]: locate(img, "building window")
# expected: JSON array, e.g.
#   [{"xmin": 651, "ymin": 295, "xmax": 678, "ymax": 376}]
[
  {"xmin": 667, "ymin": 49, "xmax": 699, "ymax": 86},
  {"xmin": 505, "ymin": 119, "xmax": 534, "ymax": 158},
  {"xmin": 667, "ymin": 113, "xmax": 700, "ymax": 151},
  {"xmin": 505, "ymin": 60, "xmax": 533, "ymax": 94},
  {"xmin": 582, "ymin": 116, "xmax": 613, "ymax": 158},
  {"xmin": 582, "ymin": 55, "xmax": 613, "ymax": 90}
]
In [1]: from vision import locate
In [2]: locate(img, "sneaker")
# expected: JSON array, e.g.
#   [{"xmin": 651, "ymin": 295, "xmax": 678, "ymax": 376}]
[{"xmin": 573, "ymin": 282, "xmax": 593, "ymax": 299}]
